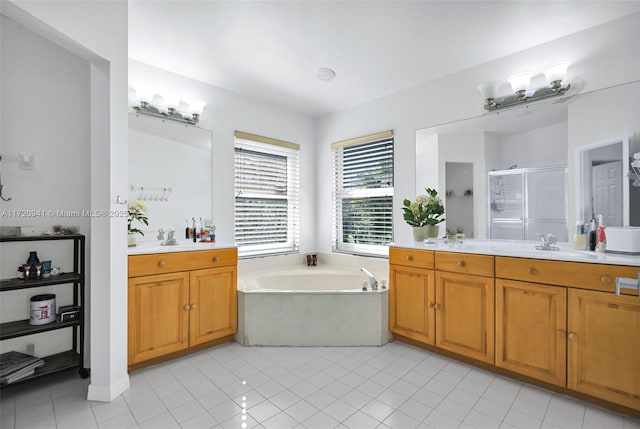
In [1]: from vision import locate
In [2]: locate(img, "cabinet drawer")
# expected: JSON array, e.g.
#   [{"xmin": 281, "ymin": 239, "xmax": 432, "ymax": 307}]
[
  {"xmin": 389, "ymin": 247, "xmax": 434, "ymax": 269},
  {"xmin": 496, "ymin": 256, "xmax": 638, "ymax": 294},
  {"xmin": 128, "ymin": 248, "xmax": 238, "ymax": 277},
  {"xmin": 435, "ymin": 252, "xmax": 494, "ymax": 277}
]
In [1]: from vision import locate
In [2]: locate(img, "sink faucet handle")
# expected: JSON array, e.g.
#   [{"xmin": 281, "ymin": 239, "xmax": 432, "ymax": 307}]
[
  {"xmin": 157, "ymin": 228, "xmax": 165, "ymax": 241},
  {"xmin": 167, "ymin": 230, "xmax": 175, "ymax": 241}
]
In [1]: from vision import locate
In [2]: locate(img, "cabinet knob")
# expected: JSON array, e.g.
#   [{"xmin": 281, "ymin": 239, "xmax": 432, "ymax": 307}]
[
  {"xmin": 428, "ymin": 302, "xmax": 434, "ymax": 308},
  {"xmin": 434, "ymin": 303, "xmax": 441, "ymax": 310},
  {"xmin": 568, "ymin": 332, "xmax": 578, "ymax": 341},
  {"xmin": 158, "ymin": 260, "xmax": 166, "ymax": 268},
  {"xmin": 183, "ymin": 304, "xmax": 190, "ymax": 311},
  {"xmin": 407, "ymin": 255, "xmax": 414, "ymax": 261},
  {"xmin": 212, "ymin": 256, "xmax": 220, "ymax": 262},
  {"xmin": 557, "ymin": 330, "xmax": 566, "ymax": 338},
  {"xmin": 600, "ymin": 275, "xmax": 612, "ymax": 284},
  {"xmin": 528, "ymin": 267, "xmax": 538, "ymax": 275},
  {"xmin": 457, "ymin": 260, "xmax": 466, "ymax": 267},
  {"xmin": 190, "ymin": 304, "xmax": 197, "ymax": 311}
]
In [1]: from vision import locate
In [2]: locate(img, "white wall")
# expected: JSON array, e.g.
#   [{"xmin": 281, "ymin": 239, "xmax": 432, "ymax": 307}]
[
  {"xmin": 0, "ymin": 15, "xmax": 90, "ymax": 356},
  {"xmin": 316, "ymin": 12, "xmax": 640, "ymax": 250},
  {"xmin": 487, "ymin": 121, "xmax": 568, "ymax": 170},
  {"xmin": 4, "ymin": 0, "xmax": 129, "ymax": 401},
  {"xmin": 129, "ymin": 60, "xmax": 317, "ymax": 253}
]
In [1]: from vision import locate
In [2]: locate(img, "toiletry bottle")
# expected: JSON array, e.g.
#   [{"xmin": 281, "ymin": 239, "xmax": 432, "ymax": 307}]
[
  {"xmin": 192, "ymin": 218, "xmax": 197, "ymax": 243},
  {"xmin": 185, "ymin": 220, "xmax": 190, "ymax": 240},
  {"xmin": 588, "ymin": 218, "xmax": 597, "ymax": 251},
  {"xmin": 596, "ymin": 214, "xmax": 606, "ymax": 252}
]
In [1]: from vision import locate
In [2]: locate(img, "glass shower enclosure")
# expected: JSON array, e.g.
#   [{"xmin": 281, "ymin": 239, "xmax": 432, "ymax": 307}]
[{"xmin": 488, "ymin": 166, "xmax": 567, "ymax": 241}]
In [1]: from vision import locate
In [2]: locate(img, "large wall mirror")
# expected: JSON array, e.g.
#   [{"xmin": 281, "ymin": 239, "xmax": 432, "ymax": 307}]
[
  {"xmin": 416, "ymin": 79, "xmax": 640, "ymax": 241},
  {"xmin": 128, "ymin": 114, "xmax": 213, "ymax": 241}
]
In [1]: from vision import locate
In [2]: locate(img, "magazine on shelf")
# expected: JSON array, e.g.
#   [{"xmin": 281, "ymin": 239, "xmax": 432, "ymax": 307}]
[{"xmin": 0, "ymin": 351, "xmax": 44, "ymax": 384}]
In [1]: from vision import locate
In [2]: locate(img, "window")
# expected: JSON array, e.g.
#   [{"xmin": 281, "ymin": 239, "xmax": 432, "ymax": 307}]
[
  {"xmin": 234, "ymin": 131, "xmax": 300, "ymax": 257},
  {"xmin": 332, "ymin": 130, "xmax": 394, "ymax": 256}
]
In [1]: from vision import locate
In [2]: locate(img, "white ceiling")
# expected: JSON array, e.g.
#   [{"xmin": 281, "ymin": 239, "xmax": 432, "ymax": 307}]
[{"xmin": 128, "ymin": 1, "xmax": 640, "ymax": 118}]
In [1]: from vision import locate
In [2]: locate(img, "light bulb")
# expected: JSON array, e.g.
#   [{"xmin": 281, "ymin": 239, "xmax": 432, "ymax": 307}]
[
  {"xmin": 508, "ymin": 72, "xmax": 533, "ymax": 93},
  {"xmin": 477, "ymin": 81, "xmax": 499, "ymax": 106},
  {"xmin": 178, "ymin": 101, "xmax": 190, "ymax": 114},
  {"xmin": 543, "ymin": 61, "xmax": 570, "ymax": 84},
  {"xmin": 128, "ymin": 86, "xmax": 140, "ymax": 107},
  {"xmin": 151, "ymin": 94, "xmax": 168, "ymax": 114},
  {"xmin": 188, "ymin": 99, "xmax": 206, "ymax": 116}
]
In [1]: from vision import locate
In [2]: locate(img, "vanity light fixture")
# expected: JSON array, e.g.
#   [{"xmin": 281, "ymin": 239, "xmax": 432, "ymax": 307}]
[
  {"xmin": 478, "ymin": 61, "xmax": 574, "ymax": 111},
  {"xmin": 128, "ymin": 86, "xmax": 206, "ymax": 125}
]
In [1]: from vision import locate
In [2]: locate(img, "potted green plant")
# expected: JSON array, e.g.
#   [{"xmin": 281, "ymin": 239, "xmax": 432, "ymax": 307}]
[
  {"xmin": 127, "ymin": 199, "xmax": 149, "ymax": 247},
  {"xmin": 402, "ymin": 188, "xmax": 445, "ymax": 240}
]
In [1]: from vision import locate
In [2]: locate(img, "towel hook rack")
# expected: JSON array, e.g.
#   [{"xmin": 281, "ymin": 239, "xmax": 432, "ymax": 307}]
[{"xmin": 0, "ymin": 156, "xmax": 12, "ymax": 202}]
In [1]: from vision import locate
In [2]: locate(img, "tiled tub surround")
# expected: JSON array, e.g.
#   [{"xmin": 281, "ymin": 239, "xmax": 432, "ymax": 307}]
[{"xmin": 237, "ymin": 253, "xmax": 391, "ymax": 347}]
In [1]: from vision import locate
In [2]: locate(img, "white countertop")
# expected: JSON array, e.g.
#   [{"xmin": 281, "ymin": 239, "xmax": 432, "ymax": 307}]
[
  {"xmin": 391, "ymin": 239, "xmax": 640, "ymax": 267},
  {"xmin": 128, "ymin": 240, "xmax": 236, "ymax": 256}
]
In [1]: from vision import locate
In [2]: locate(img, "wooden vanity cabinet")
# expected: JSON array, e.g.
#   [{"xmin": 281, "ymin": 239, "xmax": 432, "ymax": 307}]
[
  {"xmin": 496, "ymin": 256, "xmax": 640, "ymax": 410},
  {"xmin": 189, "ymin": 266, "xmax": 237, "ymax": 346},
  {"xmin": 391, "ymin": 247, "xmax": 640, "ymax": 415},
  {"xmin": 389, "ymin": 247, "xmax": 435, "ymax": 344},
  {"xmin": 128, "ymin": 248, "xmax": 237, "ymax": 367},
  {"xmin": 495, "ymin": 278, "xmax": 567, "ymax": 386},
  {"xmin": 128, "ymin": 272, "xmax": 190, "ymax": 364},
  {"xmin": 434, "ymin": 252, "xmax": 495, "ymax": 363},
  {"xmin": 568, "ymin": 288, "xmax": 640, "ymax": 411},
  {"xmin": 390, "ymin": 249, "xmax": 495, "ymax": 364}
]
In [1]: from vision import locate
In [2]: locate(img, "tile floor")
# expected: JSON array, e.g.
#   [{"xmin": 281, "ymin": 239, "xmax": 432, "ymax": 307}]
[{"xmin": 1, "ymin": 341, "xmax": 639, "ymax": 429}]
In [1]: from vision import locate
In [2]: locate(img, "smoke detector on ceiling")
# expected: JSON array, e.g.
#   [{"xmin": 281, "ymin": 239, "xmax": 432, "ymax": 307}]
[{"xmin": 317, "ymin": 67, "xmax": 336, "ymax": 82}]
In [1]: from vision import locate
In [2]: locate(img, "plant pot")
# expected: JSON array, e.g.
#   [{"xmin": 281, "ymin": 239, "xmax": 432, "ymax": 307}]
[
  {"xmin": 411, "ymin": 226, "xmax": 428, "ymax": 241},
  {"xmin": 426, "ymin": 225, "xmax": 440, "ymax": 238},
  {"xmin": 127, "ymin": 233, "xmax": 137, "ymax": 247}
]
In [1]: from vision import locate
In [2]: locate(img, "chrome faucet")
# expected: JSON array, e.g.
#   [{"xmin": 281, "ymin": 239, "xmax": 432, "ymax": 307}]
[
  {"xmin": 161, "ymin": 230, "xmax": 178, "ymax": 246},
  {"xmin": 535, "ymin": 233, "xmax": 559, "ymax": 251},
  {"xmin": 157, "ymin": 228, "xmax": 165, "ymax": 241},
  {"xmin": 360, "ymin": 268, "xmax": 378, "ymax": 291}
]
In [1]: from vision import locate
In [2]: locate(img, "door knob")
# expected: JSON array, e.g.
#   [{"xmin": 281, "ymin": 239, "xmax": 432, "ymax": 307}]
[
  {"xmin": 183, "ymin": 304, "xmax": 190, "ymax": 311},
  {"xmin": 457, "ymin": 261, "xmax": 466, "ymax": 267},
  {"xmin": 158, "ymin": 260, "xmax": 166, "ymax": 268},
  {"xmin": 212, "ymin": 256, "xmax": 220, "ymax": 262}
]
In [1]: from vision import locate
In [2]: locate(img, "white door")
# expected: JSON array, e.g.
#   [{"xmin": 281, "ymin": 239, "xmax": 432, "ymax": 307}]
[{"xmin": 592, "ymin": 161, "xmax": 622, "ymax": 226}]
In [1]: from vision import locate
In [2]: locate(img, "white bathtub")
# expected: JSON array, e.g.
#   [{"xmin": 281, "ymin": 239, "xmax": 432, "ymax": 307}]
[{"xmin": 236, "ymin": 265, "xmax": 391, "ymax": 346}]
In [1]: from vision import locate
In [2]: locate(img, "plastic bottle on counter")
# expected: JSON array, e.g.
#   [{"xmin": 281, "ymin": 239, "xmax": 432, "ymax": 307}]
[
  {"xmin": 588, "ymin": 218, "xmax": 597, "ymax": 251},
  {"xmin": 596, "ymin": 214, "xmax": 606, "ymax": 252}
]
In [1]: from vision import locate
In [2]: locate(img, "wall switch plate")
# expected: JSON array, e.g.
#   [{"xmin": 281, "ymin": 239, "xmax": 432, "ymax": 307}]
[{"xmin": 18, "ymin": 152, "xmax": 34, "ymax": 169}]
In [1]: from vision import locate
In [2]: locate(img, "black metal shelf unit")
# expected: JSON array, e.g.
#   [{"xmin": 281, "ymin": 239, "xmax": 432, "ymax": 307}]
[{"xmin": 0, "ymin": 234, "xmax": 88, "ymax": 387}]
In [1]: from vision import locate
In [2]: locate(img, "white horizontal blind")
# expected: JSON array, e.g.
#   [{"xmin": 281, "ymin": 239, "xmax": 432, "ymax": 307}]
[
  {"xmin": 234, "ymin": 134, "xmax": 300, "ymax": 257},
  {"xmin": 332, "ymin": 132, "xmax": 394, "ymax": 255}
]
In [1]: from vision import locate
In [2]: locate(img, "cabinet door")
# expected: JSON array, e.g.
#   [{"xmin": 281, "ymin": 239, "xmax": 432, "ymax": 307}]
[
  {"xmin": 496, "ymin": 279, "xmax": 566, "ymax": 386},
  {"xmin": 189, "ymin": 266, "xmax": 237, "ymax": 346},
  {"xmin": 568, "ymin": 289, "xmax": 640, "ymax": 410},
  {"xmin": 435, "ymin": 271, "xmax": 494, "ymax": 363},
  {"xmin": 128, "ymin": 272, "xmax": 190, "ymax": 365},
  {"xmin": 389, "ymin": 265, "xmax": 435, "ymax": 345}
]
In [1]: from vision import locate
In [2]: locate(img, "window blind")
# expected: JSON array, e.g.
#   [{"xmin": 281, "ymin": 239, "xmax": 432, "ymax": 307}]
[
  {"xmin": 332, "ymin": 132, "xmax": 394, "ymax": 255},
  {"xmin": 234, "ymin": 133, "xmax": 300, "ymax": 257}
]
